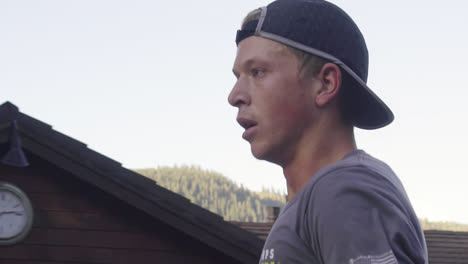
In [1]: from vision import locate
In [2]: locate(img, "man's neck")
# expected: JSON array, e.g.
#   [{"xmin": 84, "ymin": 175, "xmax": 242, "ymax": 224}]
[{"xmin": 283, "ymin": 125, "xmax": 356, "ymax": 202}]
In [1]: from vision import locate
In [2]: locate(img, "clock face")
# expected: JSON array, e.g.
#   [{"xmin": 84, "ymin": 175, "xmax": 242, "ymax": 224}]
[
  {"xmin": 0, "ymin": 190, "xmax": 27, "ymax": 238},
  {"xmin": 0, "ymin": 182, "xmax": 33, "ymax": 245}
]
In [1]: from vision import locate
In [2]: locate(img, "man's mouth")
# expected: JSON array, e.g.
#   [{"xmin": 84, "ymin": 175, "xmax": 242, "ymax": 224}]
[
  {"xmin": 237, "ymin": 117, "xmax": 257, "ymax": 129},
  {"xmin": 237, "ymin": 117, "xmax": 258, "ymax": 140}
]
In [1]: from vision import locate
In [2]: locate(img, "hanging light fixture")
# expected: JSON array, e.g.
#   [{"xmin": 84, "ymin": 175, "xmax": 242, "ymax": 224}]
[{"xmin": 0, "ymin": 120, "xmax": 29, "ymax": 167}]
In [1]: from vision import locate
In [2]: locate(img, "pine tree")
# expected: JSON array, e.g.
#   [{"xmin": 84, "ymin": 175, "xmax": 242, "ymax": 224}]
[{"xmin": 135, "ymin": 166, "xmax": 286, "ymax": 221}]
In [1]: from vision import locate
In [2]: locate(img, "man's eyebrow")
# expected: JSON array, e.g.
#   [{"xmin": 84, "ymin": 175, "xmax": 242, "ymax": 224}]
[
  {"xmin": 243, "ymin": 59, "xmax": 255, "ymax": 69},
  {"xmin": 232, "ymin": 59, "xmax": 256, "ymax": 78}
]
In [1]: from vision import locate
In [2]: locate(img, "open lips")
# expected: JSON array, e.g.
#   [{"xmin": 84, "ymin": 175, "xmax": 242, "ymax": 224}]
[
  {"xmin": 237, "ymin": 117, "xmax": 257, "ymax": 130},
  {"xmin": 237, "ymin": 117, "xmax": 258, "ymax": 140}
]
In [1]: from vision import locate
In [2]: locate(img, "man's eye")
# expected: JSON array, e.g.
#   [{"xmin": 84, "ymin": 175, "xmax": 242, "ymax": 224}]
[{"xmin": 251, "ymin": 68, "xmax": 264, "ymax": 77}]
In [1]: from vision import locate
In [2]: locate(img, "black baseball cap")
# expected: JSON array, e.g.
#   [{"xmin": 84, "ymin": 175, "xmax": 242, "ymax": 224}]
[{"xmin": 235, "ymin": 0, "xmax": 394, "ymax": 129}]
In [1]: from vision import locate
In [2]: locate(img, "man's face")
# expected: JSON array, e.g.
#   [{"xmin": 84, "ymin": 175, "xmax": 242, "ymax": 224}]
[{"xmin": 229, "ymin": 36, "xmax": 320, "ymax": 164}]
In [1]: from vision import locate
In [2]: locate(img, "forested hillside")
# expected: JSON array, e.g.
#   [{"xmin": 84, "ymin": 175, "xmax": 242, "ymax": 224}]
[
  {"xmin": 135, "ymin": 165, "xmax": 286, "ymax": 222},
  {"xmin": 420, "ymin": 218, "xmax": 468, "ymax": 232},
  {"xmin": 135, "ymin": 166, "xmax": 468, "ymax": 231}
]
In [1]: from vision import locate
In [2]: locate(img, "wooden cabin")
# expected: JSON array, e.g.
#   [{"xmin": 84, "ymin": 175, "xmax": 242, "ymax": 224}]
[{"xmin": 0, "ymin": 101, "xmax": 263, "ymax": 263}]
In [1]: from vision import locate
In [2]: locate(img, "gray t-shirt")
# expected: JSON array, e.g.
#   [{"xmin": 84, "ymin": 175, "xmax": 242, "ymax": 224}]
[{"xmin": 259, "ymin": 150, "xmax": 428, "ymax": 264}]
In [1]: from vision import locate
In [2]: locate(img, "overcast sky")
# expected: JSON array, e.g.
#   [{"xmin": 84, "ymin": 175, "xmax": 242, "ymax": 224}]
[{"xmin": 1, "ymin": 0, "xmax": 467, "ymax": 224}]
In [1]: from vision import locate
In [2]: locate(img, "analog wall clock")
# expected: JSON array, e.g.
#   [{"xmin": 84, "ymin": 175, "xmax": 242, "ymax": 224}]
[{"xmin": 0, "ymin": 182, "xmax": 33, "ymax": 245}]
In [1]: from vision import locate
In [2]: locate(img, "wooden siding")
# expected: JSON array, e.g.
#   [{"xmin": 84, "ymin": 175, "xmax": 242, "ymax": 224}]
[
  {"xmin": 425, "ymin": 230, "xmax": 468, "ymax": 264},
  {"xmin": 0, "ymin": 153, "xmax": 240, "ymax": 264},
  {"xmin": 230, "ymin": 221, "xmax": 274, "ymax": 241}
]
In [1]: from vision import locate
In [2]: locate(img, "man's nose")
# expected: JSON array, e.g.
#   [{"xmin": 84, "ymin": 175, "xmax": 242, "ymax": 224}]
[{"xmin": 228, "ymin": 78, "xmax": 250, "ymax": 107}]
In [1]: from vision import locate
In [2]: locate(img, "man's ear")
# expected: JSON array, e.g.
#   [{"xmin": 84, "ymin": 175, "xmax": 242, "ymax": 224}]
[{"xmin": 315, "ymin": 63, "xmax": 342, "ymax": 107}]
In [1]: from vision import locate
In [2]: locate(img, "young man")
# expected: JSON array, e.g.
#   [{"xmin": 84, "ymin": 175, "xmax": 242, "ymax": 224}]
[{"xmin": 228, "ymin": 0, "xmax": 428, "ymax": 263}]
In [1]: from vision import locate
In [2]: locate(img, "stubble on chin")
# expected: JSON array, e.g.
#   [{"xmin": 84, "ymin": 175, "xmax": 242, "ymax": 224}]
[{"xmin": 249, "ymin": 138, "xmax": 284, "ymax": 164}]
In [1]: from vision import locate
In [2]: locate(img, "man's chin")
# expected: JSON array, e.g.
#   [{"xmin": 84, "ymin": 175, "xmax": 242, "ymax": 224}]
[
  {"xmin": 250, "ymin": 144, "xmax": 267, "ymax": 160},
  {"xmin": 250, "ymin": 142, "xmax": 286, "ymax": 166},
  {"xmin": 251, "ymin": 144, "xmax": 276, "ymax": 163}
]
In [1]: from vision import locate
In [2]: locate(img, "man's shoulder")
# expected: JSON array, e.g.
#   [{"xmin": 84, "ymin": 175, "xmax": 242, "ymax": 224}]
[
  {"xmin": 313, "ymin": 150, "xmax": 399, "ymax": 188},
  {"xmin": 327, "ymin": 149, "xmax": 393, "ymax": 175},
  {"xmin": 295, "ymin": 149, "xmax": 408, "ymax": 209},
  {"xmin": 284, "ymin": 149, "xmax": 406, "ymax": 216}
]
